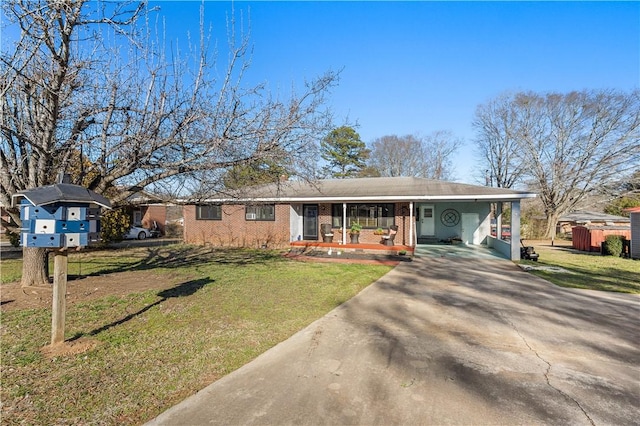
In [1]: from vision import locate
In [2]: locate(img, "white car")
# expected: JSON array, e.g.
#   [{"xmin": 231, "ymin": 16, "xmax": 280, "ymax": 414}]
[{"xmin": 123, "ymin": 226, "xmax": 152, "ymax": 240}]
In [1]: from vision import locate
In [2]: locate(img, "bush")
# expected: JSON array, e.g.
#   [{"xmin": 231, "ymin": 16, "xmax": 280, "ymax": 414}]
[
  {"xmin": 6, "ymin": 230, "xmax": 20, "ymax": 247},
  {"xmin": 603, "ymin": 235, "xmax": 624, "ymax": 257},
  {"xmin": 99, "ymin": 208, "xmax": 131, "ymax": 244}
]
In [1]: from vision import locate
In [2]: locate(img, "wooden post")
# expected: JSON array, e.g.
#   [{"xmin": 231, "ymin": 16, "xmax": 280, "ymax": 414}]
[{"xmin": 51, "ymin": 251, "xmax": 68, "ymax": 345}]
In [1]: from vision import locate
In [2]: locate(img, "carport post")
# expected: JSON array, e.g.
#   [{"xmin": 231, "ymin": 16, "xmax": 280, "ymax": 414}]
[
  {"xmin": 409, "ymin": 202, "xmax": 414, "ymax": 246},
  {"xmin": 510, "ymin": 201, "xmax": 521, "ymax": 261},
  {"xmin": 496, "ymin": 202, "xmax": 503, "ymax": 239}
]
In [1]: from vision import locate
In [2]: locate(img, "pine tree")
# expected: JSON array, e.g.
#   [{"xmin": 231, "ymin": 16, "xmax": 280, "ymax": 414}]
[{"xmin": 320, "ymin": 126, "xmax": 369, "ymax": 178}]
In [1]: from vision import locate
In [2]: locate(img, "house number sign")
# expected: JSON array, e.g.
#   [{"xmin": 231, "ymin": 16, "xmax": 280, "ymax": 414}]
[{"xmin": 441, "ymin": 209, "xmax": 460, "ymax": 227}]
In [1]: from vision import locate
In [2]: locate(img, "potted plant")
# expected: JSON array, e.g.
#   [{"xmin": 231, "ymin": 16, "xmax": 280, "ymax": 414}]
[
  {"xmin": 373, "ymin": 227, "xmax": 385, "ymax": 235},
  {"xmin": 349, "ymin": 222, "xmax": 362, "ymax": 244}
]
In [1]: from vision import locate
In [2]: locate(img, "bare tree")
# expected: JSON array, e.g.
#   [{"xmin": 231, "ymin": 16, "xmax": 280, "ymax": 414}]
[
  {"xmin": 473, "ymin": 94, "xmax": 526, "ymax": 188},
  {"xmin": 368, "ymin": 131, "xmax": 460, "ymax": 179},
  {"xmin": 474, "ymin": 90, "xmax": 640, "ymax": 238},
  {"xmin": 1, "ymin": 0, "xmax": 337, "ymax": 286}
]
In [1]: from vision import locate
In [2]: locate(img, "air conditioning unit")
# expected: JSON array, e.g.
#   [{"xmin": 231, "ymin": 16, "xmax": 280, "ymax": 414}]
[{"xmin": 246, "ymin": 213, "xmax": 257, "ymax": 220}]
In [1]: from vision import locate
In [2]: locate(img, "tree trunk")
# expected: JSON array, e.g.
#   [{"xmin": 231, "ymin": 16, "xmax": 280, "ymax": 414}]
[
  {"xmin": 21, "ymin": 247, "xmax": 50, "ymax": 287},
  {"xmin": 544, "ymin": 213, "xmax": 559, "ymax": 240}
]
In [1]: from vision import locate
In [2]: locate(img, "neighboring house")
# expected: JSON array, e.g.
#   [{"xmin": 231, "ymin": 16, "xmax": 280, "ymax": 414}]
[
  {"xmin": 124, "ymin": 192, "xmax": 183, "ymax": 237},
  {"xmin": 557, "ymin": 210, "xmax": 630, "ymax": 235},
  {"xmin": 183, "ymin": 177, "xmax": 536, "ymax": 260},
  {"xmin": 624, "ymin": 207, "xmax": 640, "ymax": 260}
]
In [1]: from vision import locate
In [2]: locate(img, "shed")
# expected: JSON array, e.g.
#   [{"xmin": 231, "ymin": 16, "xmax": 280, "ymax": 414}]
[
  {"xmin": 557, "ymin": 210, "xmax": 630, "ymax": 235},
  {"xmin": 623, "ymin": 207, "xmax": 640, "ymax": 260},
  {"xmin": 572, "ymin": 225, "xmax": 631, "ymax": 252}
]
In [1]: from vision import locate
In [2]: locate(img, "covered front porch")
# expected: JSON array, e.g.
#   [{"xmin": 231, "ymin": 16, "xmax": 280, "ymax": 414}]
[{"xmin": 290, "ymin": 199, "xmax": 523, "ymax": 261}]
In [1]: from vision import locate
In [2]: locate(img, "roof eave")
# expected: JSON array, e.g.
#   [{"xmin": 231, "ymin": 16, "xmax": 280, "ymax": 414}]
[{"xmin": 191, "ymin": 193, "xmax": 537, "ymax": 204}]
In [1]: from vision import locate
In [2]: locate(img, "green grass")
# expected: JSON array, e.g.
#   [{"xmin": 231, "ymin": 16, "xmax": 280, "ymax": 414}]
[
  {"xmin": 0, "ymin": 245, "xmax": 393, "ymax": 425},
  {"xmin": 520, "ymin": 244, "xmax": 640, "ymax": 293}
]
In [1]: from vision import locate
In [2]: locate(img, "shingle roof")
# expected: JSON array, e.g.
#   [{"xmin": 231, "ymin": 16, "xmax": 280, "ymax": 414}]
[
  {"xmin": 559, "ymin": 210, "xmax": 630, "ymax": 223},
  {"xmin": 201, "ymin": 177, "xmax": 536, "ymax": 203},
  {"xmin": 12, "ymin": 184, "xmax": 112, "ymax": 209}
]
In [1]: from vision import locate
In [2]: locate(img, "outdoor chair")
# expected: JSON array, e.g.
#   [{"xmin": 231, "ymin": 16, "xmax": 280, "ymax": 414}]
[
  {"xmin": 321, "ymin": 223, "xmax": 334, "ymax": 243},
  {"xmin": 381, "ymin": 225, "xmax": 398, "ymax": 246}
]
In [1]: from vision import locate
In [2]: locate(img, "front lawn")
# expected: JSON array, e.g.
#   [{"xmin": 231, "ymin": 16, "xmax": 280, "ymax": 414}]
[
  {"xmin": 0, "ymin": 245, "xmax": 393, "ymax": 425},
  {"xmin": 520, "ymin": 243, "xmax": 639, "ymax": 293}
]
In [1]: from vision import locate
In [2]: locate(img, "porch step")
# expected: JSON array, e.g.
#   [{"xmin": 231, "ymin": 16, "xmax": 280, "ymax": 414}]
[{"xmin": 417, "ymin": 237, "xmax": 439, "ymax": 244}]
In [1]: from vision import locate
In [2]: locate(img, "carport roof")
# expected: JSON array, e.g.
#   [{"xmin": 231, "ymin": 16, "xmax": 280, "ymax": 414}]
[{"xmin": 196, "ymin": 177, "xmax": 537, "ymax": 203}]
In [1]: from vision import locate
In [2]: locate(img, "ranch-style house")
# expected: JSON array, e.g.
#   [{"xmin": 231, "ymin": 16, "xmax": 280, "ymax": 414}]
[{"xmin": 182, "ymin": 177, "xmax": 537, "ymax": 260}]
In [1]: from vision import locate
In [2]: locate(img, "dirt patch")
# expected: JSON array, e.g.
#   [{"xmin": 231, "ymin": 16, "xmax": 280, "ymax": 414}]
[
  {"xmin": 0, "ymin": 270, "xmax": 180, "ymax": 312},
  {"xmin": 518, "ymin": 264, "xmax": 574, "ymax": 273},
  {"xmin": 40, "ymin": 337, "xmax": 100, "ymax": 358}
]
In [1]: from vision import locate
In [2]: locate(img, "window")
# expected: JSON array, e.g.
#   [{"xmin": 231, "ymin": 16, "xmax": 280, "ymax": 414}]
[
  {"xmin": 196, "ymin": 205, "xmax": 222, "ymax": 220},
  {"xmin": 331, "ymin": 203, "xmax": 394, "ymax": 228},
  {"xmin": 245, "ymin": 205, "xmax": 275, "ymax": 221},
  {"xmin": 331, "ymin": 204, "xmax": 343, "ymax": 227}
]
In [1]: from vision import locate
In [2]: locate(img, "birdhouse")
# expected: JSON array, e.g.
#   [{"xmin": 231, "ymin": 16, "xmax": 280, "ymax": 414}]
[{"xmin": 12, "ymin": 183, "xmax": 112, "ymax": 248}]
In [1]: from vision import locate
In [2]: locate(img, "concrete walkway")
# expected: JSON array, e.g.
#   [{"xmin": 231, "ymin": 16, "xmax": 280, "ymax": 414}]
[{"xmin": 146, "ymin": 247, "xmax": 640, "ymax": 425}]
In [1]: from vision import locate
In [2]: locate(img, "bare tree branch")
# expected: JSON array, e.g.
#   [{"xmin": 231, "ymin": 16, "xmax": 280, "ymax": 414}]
[
  {"xmin": 473, "ymin": 90, "xmax": 640, "ymax": 238},
  {"xmin": 368, "ymin": 132, "xmax": 460, "ymax": 180},
  {"xmin": 1, "ymin": 0, "xmax": 338, "ymax": 285}
]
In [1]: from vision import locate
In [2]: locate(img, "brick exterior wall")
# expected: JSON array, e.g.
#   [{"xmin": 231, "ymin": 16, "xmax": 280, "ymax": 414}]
[
  {"xmin": 184, "ymin": 204, "xmax": 291, "ymax": 248},
  {"xmin": 184, "ymin": 202, "xmax": 413, "ymax": 248},
  {"xmin": 141, "ymin": 205, "xmax": 167, "ymax": 234}
]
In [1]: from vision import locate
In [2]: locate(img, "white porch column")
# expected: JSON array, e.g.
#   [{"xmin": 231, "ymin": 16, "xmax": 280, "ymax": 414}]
[
  {"xmin": 342, "ymin": 203, "xmax": 347, "ymax": 245},
  {"xmin": 409, "ymin": 201, "xmax": 414, "ymax": 246},
  {"xmin": 510, "ymin": 200, "xmax": 521, "ymax": 261},
  {"xmin": 496, "ymin": 202, "xmax": 503, "ymax": 239}
]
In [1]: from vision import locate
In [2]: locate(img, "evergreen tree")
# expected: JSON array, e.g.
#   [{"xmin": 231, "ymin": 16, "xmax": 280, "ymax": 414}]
[
  {"xmin": 223, "ymin": 160, "xmax": 288, "ymax": 189},
  {"xmin": 320, "ymin": 126, "xmax": 369, "ymax": 178}
]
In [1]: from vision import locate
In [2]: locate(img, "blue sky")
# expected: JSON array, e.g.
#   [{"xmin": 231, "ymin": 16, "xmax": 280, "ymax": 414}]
[
  {"xmin": 4, "ymin": 1, "xmax": 639, "ymax": 184},
  {"xmin": 154, "ymin": 0, "xmax": 637, "ymax": 184}
]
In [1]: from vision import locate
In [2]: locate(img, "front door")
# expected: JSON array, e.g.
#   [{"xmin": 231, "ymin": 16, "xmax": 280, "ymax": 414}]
[
  {"xmin": 419, "ymin": 205, "xmax": 435, "ymax": 237},
  {"xmin": 461, "ymin": 213, "xmax": 480, "ymax": 245},
  {"xmin": 133, "ymin": 210, "xmax": 142, "ymax": 226},
  {"xmin": 303, "ymin": 204, "xmax": 318, "ymax": 240}
]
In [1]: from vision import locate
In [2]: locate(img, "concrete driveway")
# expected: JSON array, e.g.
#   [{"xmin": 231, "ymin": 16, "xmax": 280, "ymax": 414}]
[{"xmin": 147, "ymin": 246, "xmax": 640, "ymax": 425}]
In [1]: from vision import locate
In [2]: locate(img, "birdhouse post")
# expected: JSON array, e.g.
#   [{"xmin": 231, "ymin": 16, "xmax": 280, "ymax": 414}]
[{"xmin": 12, "ymin": 184, "xmax": 111, "ymax": 345}]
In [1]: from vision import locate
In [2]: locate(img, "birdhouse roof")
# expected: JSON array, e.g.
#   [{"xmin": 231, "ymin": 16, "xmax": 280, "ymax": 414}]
[{"xmin": 12, "ymin": 184, "xmax": 111, "ymax": 209}]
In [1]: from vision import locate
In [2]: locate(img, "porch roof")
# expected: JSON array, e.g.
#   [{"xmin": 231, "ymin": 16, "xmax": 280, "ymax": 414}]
[{"xmin": 196, "ymin": 177, "xmax": 536, "ymax": 203}]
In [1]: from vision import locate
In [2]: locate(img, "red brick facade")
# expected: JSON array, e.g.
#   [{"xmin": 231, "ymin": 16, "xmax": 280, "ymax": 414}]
[
  {"xmin": 184, "ymin": 204, "xmax": 291, "ymax": 248},
  {"xmin": 183, "ymin": 202, "xmax": 413, "ymax": 248},
  {"xmin": 141, "ymin": 205, "xmax": 167, "ymax": 233}
]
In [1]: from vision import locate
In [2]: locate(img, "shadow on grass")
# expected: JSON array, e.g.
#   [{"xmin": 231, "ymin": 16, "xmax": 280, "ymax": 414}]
[
  {"xmin": 66, "ymin": 246, "xmax": 284, "ymax": 280},
  {"xmin": 525, "ymin": 261, "xmax": 640, "ymax": 293},
  {"xmin": 69, "ymin": 277, "xmax": 214, "ymax": 341}
]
